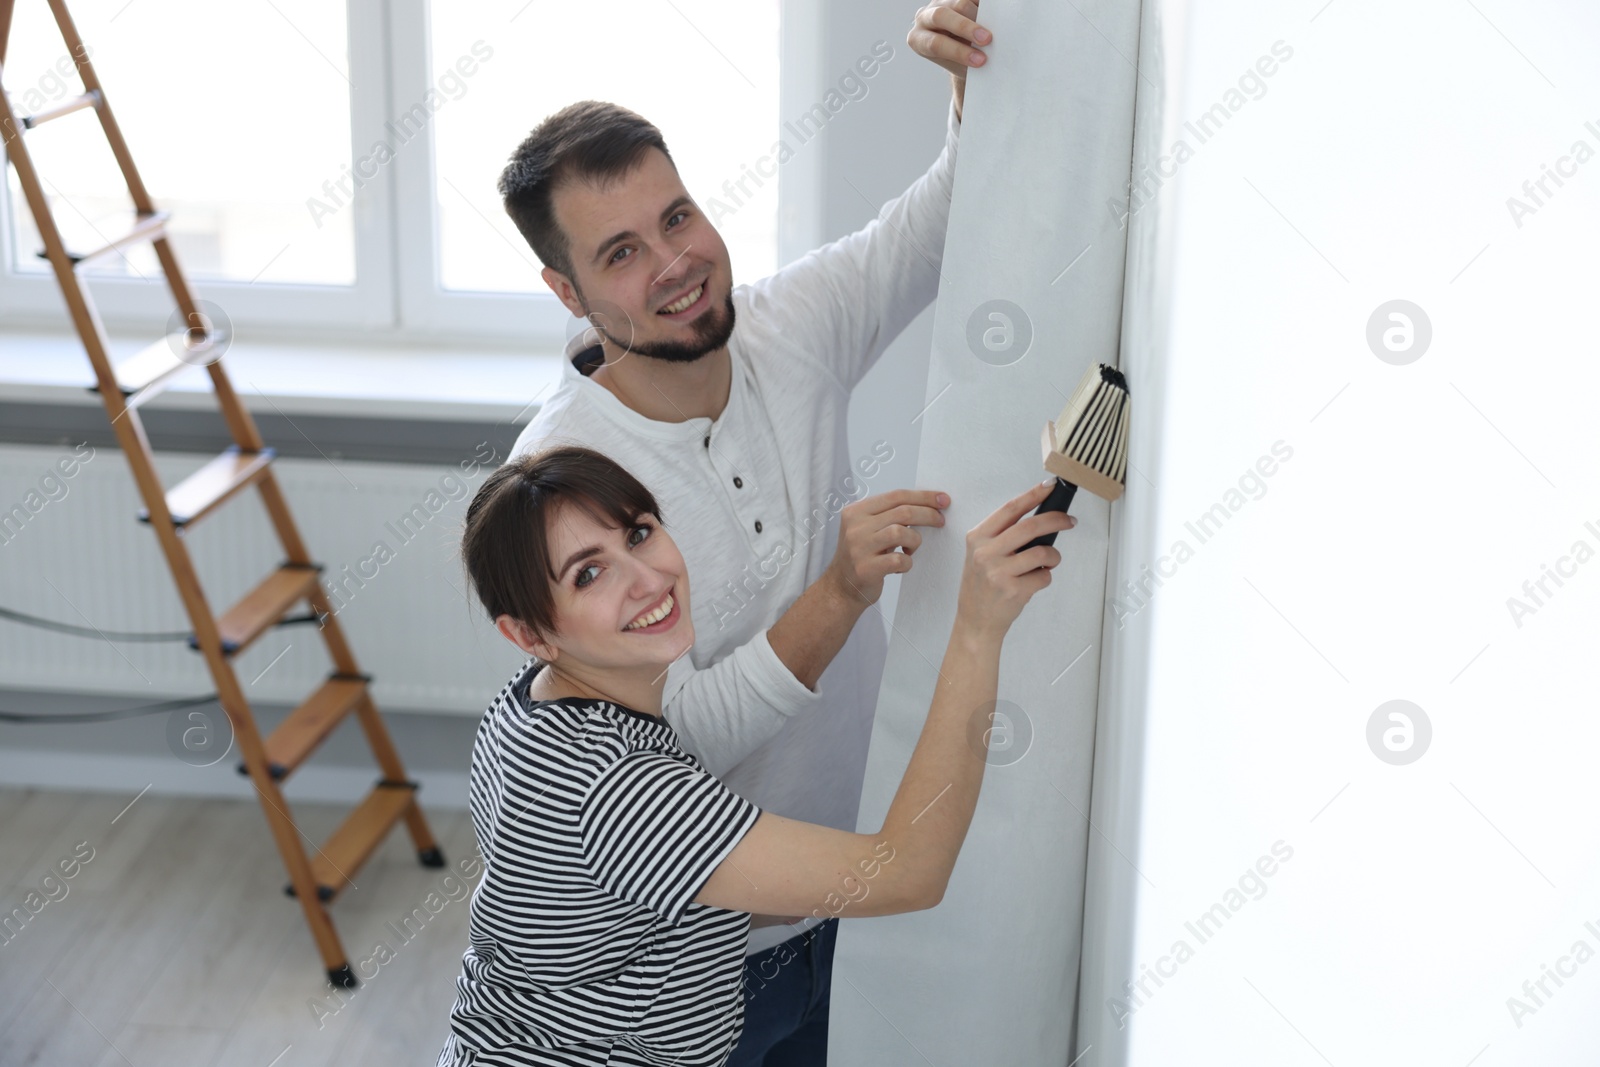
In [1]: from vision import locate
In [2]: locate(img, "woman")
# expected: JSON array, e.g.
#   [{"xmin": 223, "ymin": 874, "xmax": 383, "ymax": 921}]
[{"xmin": 437, "ymin": 446, "xmax": 1075, "ymax": 1066}]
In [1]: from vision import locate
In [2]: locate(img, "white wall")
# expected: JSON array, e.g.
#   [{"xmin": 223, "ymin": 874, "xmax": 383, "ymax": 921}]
[{"xmin": 1080, "ymin": 1, "xmax": 1600, "ymax": 1064}]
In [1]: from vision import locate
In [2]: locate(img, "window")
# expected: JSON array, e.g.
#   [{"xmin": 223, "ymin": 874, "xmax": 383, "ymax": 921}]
[
  {"xmin": 0, "ymin": 0, "xmax": 782, "ymax": 346},
  {"xmin": 4, "ymin": 0, "xmax": 354, "ymax": 287},
  {"xmin": 426, "ymin": 0, "xmax": 780, "ymax": 296}
]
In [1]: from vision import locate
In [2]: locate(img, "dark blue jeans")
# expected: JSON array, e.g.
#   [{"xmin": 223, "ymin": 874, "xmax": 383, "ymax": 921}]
[{"xmin": 727, "ymin": 919, "xmax": 838, "ymax": 1067}]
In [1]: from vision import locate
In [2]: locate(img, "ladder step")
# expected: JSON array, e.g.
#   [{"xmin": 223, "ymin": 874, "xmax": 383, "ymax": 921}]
[
  {"xmin": 38, "ymin": 209, "xmax": 170, "ymax": 267},
  {"xmin": 191, "ymin": 561, "xmax": 320, "ymax": 656},
  {"xmin": 141, "ymin": 445, "xmax": 275, "ymax": 528},
  {"xmin": 20, "ymin": 88, "xmax": 100, "ymax": 129},
  {"xmin": 248, "ymin": 674, "xmax": 369, "ymax": 781},
  {"xmin": 91, "ymin": 332, "xmax": 222, "ymax": 408},
  {"xmin": 300, "ymin": 782, "xmax": 418, "ymax": 902}
]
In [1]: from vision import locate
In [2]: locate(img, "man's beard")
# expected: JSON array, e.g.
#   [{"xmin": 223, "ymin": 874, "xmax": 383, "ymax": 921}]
[{"xmin": 583, "ymin": 288, "xmax": 737, "ymax": 365}]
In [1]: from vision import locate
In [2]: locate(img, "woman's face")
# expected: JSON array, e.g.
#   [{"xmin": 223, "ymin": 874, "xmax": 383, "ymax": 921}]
[{"xmin": 510, "ymin": 500, "xmax": 694, "ymax": 674}]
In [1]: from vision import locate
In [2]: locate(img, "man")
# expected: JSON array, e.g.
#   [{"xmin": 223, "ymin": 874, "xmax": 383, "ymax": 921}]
[{"xmin": 501, "ymin": 3, "xmax": 991, "ymax": 1061}]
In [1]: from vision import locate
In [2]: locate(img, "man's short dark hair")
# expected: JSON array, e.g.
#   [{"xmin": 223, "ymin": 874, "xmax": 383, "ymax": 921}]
[{"xmin": 498, "ymin": 100, "xmax": 674, "ymax": 282}]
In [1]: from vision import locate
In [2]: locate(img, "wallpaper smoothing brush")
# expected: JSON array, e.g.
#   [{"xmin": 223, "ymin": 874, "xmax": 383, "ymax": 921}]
[{"xmin": 1021, "ymin": 362, "xmax": 1130, "ymax": 552}]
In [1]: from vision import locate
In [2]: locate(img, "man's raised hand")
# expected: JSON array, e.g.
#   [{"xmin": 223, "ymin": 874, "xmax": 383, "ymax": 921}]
[{"xmin": 907, "ymin": 0, "xmax": 991, "ymax": 80}]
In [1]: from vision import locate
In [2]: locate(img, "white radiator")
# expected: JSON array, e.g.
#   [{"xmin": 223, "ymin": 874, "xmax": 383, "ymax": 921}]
[{"xmin": 0, "ymin": 440, "xmax": 528, "ymax": 715}]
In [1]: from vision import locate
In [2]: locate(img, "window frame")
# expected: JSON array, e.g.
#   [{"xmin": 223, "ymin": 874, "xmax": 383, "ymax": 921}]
[{"xmin": 0, "ymin": 0, "xmax": 809, "ymax": 352}]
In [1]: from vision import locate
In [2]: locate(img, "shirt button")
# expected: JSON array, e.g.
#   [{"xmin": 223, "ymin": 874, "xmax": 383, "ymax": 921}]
[
  {"xmin": 703, "ymin": 435, "xmax": 710, "ymax": 448},
  {"xmin": 754, "ymin": 520, "xmax": 763, "ymax": 534},
  {"xmin": 733, "ymin": 476, "xmax": 743, "ymax": 489}
]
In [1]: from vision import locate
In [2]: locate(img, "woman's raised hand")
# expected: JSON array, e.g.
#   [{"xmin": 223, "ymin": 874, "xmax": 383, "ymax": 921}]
[{"xmin": 954, "ymin": 480, "xmax": 1076, "ymax": 639}]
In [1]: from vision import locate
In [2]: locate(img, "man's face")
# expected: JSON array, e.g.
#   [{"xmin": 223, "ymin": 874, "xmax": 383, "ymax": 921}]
[{"xmin": 543, "ymin": 148, "xmax": 735, "ymax": 364}]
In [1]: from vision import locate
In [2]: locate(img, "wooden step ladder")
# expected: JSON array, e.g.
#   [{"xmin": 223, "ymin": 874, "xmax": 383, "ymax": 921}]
[{"xmin": 0, "ymin": 0, "xmax": 442, "ymax": 989}]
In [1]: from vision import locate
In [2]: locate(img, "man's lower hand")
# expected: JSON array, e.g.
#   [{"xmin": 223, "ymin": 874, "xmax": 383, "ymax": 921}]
[{"xmin": 823, "ymin": 489, "xmax": 950, "ymax": 607}]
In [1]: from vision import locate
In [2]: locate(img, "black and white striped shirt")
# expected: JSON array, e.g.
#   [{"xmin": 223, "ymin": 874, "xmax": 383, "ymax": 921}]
[{"xmin": 437, "ymin": 660, "xmax": 762, "ymax": 1066}]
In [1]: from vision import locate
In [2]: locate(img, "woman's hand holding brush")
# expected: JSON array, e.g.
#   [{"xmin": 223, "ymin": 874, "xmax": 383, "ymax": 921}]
[{"xmin": 955, "ymin": 480, "xmax": 1076, "ymax": 636}]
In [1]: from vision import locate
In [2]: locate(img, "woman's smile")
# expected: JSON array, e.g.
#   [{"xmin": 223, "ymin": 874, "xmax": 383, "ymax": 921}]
[{"xmin": 622, "ymin": 585, "xmax": 681, "ymax": 633}]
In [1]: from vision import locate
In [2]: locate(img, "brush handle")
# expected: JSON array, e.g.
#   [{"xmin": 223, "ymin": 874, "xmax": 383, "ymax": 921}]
[{"xmin": 1021, "ymin": 477, "xmax": 1078, "ymax": 552}]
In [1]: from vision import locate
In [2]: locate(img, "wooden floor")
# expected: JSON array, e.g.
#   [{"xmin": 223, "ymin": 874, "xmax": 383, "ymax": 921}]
[{"xmin": 0, "ymin": 785, "xmax": 479, "ymax": 1067}]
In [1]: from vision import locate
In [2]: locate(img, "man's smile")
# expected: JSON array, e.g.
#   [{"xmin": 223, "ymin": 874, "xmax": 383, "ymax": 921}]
[{"xmin": 656, "ymin": 277, "xmax": 709, "ymax": 318}]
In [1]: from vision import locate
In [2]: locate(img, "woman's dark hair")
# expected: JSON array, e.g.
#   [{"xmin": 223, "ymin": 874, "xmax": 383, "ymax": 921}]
[
  {"xmin": 498, "ymin": 100, "xmax": 674, "ymax": 282},
  {"xmin": 461, "ymin": 446, "xmax": 663, "ymax": 644}
]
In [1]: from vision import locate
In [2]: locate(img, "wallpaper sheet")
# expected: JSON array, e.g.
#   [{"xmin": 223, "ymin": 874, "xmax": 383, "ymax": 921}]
[{"xmin": 826, "ymin": 1, "xmax": 1145, "ymax": 1063}]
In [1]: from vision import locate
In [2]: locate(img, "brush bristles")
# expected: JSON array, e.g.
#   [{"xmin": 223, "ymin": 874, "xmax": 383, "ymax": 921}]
[{"xmin": 1054, "ymin": 362, "xmax": 1130, "ymax": 485}]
